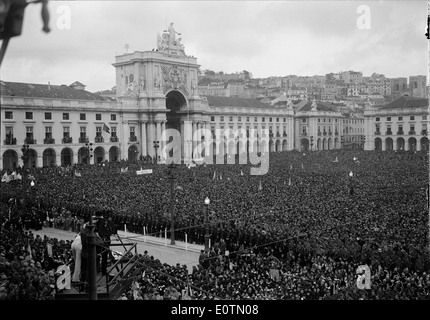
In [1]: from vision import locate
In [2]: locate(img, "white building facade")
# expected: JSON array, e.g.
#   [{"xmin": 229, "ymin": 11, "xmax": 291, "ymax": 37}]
[{"xmin": 364, "ymin": 96, "xmax": 429, "ymax": 151}]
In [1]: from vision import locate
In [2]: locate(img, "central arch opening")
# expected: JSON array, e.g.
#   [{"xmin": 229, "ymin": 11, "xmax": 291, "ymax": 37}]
[{"xmin": 165, "ymin": 91, "xmax": 187, "ymax": 131}]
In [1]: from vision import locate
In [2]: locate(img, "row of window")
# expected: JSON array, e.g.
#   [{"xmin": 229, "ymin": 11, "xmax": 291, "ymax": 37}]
[
  {"xmin": 375, "ymin": 115, "xmax": 427, "ymax": 122},
  {"xmin": 4, "ymin": 111, "xmax": 118, "ymax": 121},
  {"xmin": 4, "ymin": 126, "xmax": 118, "ymax": 142},
  {"xmin": 374, "ymin": 123, "xmax": 427, "ymax": 134},
  {"xmin": 343, "ymin": 127, "xmax": 364, "ymax": 134},
  {"xmin": 211, "ymin": 116, "xmax": 288, "ymax": 123},
  {"xmin": 342, "ymin": 119, "xmax": 364, "ymax": 124}
]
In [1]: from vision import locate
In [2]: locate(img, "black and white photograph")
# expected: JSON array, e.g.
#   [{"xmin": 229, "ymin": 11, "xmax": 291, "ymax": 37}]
[{"xmin": 0, "ymin": 0, "xmax": 428, "ymax": 312}]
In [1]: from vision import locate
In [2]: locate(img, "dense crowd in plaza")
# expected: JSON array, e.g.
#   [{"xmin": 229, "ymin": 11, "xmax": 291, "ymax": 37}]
[{"xmin": 0, "ymin": 149, "xmax": 429, "ymax": 300}]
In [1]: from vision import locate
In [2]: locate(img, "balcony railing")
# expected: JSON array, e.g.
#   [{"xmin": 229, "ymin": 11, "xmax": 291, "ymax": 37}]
[
  {"xmin": 301, "ymin": 132, "xmax": 308, "ymax": 137},
  {"xmin": 374, "ymin": 131, "xmax": 381, "ymax": 135},
  {"xmin": 110, "ymin": 136, "xmax": 119, "ymax": 142},
  {"xmin": 328, "ymin": 132, "xmax": 332, "ymax": 136},
  {"xmin": 385, "ymin": 131, "xmax": 392, "ymax": 136},
  {"xmin": 317, "ymin": 132, "xmax": 321, "ymax": 136},
  {"xmin": 43, "ymin": 138, "xmax": 55, "ymax": 144},
  {"xmin": 323, "ymin": 132, "xmax": 327, "ymax": 136},
  {"xmin": 276, "ymin": 132, "xmax": 281, "ymax": 137},
  {"xmin": 408, "ymin": 131, "xmax": 416, "ymax": 135},
  {"xmin": 62, "ymin": 137, "xmax": 73, "ymax": 144},
  {"xmin": 79, "ymin": 137, "xmax": 89, "ymax": 143},
  {"xmin": 24, "ymin": 138, "xmax": 36, "ymax": 144},
  {"xmin": 95, "ymin": 136, "xmax": 104, "ymax": 143},
  {"xmin": 335, "ymin": 131, "xmax": 339, "ymax": 136},
  {"xmin": 421, "ymin": 130, "xmax": 428, "ymax": 136},
  {"xmin": 4, "ymin": 138, "xmax": 17, "ymax": 145},
  {"xmin": 397, "ymin": 131, "xmax": 404, "ymax": 135},
  {"xmin": 283, "ymin": 132, "xmax": 287, "ymax": 137},
  {"xmin": 129, "ymin": 135, "xmax": 137, "ymax": 142}
]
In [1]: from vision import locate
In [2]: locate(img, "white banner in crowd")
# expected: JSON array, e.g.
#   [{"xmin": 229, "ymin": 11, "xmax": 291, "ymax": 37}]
[{"xmin": 136, "ymin": 169, "xmax": 153, "ymax": 175}]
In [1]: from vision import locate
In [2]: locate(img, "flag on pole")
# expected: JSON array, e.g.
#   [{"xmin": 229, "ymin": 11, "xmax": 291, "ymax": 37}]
[{"xmin": 103, "ymin": 123, "xmax": 110, "ymax": 134}]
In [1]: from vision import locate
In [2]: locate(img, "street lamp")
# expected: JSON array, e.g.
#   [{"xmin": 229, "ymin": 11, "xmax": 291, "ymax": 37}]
[
  {"xmin": 86, "ymin": 213, "xmax": 98, "ymax": 300},
  {"xmin": 21, "ymin": 144, "xmax": 30, "ymax": 206},
  {"xmin": 349, "ymin": 171, "xmax": 354, "ymax": 196},
  {"xmin": 84, "ymin": 142, "xmax": 93, "ymax": 165},
  {"xmin": 153, "ymin": 140, "xmax": 159, "ymax": 164},
  {"xmin": 204, "ymin": 196, "xmax": 210, "ymax": 251},
  {"xmin": 167, "ymin": 162, "xmax": 177, "ymax": 245},
  {"xmin": 310, "ymin": 136, "xmax": 314, "ymax": 151}
]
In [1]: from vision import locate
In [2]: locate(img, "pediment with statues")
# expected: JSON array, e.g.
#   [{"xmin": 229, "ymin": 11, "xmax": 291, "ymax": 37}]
[{"xmin": 157, "ymin": 22, "xmax": 186, "ymax": 56}]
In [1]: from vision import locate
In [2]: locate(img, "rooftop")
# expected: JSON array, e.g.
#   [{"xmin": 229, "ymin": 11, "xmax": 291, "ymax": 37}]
[
  {"xmin": 0, "ymin": 81, "xmax": 108, "ymax": 101},
  {"xmin": 297, "ymin": 100, "xmax": 338, "ymax": 112},
  {"xmin": 377, "ymin": 95, "xmax": 428, "ymax": 110},
  {"xmin": 204, "ymin": 95, "xmax": 270, "ymax": 108}
]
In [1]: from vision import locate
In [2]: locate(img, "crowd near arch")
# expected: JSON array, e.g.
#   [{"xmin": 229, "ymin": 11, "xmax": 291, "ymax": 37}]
[{"xmin": 0, "ymin": 149, "xmax": 429, "ymax": 300}]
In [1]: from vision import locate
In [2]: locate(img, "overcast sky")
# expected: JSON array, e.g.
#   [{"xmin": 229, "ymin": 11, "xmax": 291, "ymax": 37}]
[{"xmin": 0, "ymin": 0, "xmax": 427, "ymax": 92}]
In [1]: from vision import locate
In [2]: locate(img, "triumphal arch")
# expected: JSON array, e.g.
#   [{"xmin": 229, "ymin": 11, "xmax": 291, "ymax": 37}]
[{"xmin": 112, "ymin": 23, "xmax": 209, "ymax": 162}]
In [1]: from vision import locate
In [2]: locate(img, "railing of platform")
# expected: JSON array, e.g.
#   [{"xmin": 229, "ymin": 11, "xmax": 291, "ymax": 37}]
[{"xmin": 97, "ymin": 242, "xmax": 138, "ymax": 294}]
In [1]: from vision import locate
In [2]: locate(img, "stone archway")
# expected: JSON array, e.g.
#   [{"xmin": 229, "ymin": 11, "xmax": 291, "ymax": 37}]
[
  {"xmin": 166, "ymin": 90, "xmax": 188, "ymax": 160},
  {"xmin": 408, "ymin": 137, "xmax": 417, "ymax": 151},
  {"xmin": 269, "ymin": 139, "xmax": 274, "ymax": 152},
  {"xmin": 109, "ymin": 146, "xmax": 120, "ymax": 162},
  {"xmin": 323, "ymin": 138, "xmax": 327, "ymax": 150},
  {"xmin": 275, "ymin": 140, "xmax": 281, "ymax": 152},
  {"xmin": 282, "ymin": 139, "xmax": 287, "ymax": 151},
  {"xmin": 420, "ymin": 137, "xmax": 429, "ymax": 152},
  {"xmin": 128, "ymin": 145, "xmax": 139, "ymax": 161},
  {"xmin": 61, "ymin": 148, "xmax": 73, "ymax": 166},
  {"xmin": 42, "ymin": 148, "xmax": 56, "ymax": 167},
  {"xmin": 78, "ymin": 147, "xmax": 90, "ymax": 164},
  {"xmin": 397, "ymin": 137, "xmax": 405, "ymax": 151},
  {"xmin": 94, "ymin": 146, "xmax": 105, "ymax": 164},
  {"xmin": 2, "ymin": 149, "xmax": 18, "ymax": 170},
  {"xmin": 334, "ymin": 137, "xmax": 339, "ymax": 149},
  {"xmin": 300, "ymin": 138, "xmax": 309, "ymax": 151},
  {"xmin": 26, "ymin": 149, "xmax": 38, "ymax": 168},
  {"xmin": 317, "ymin": 138, "xmax": 321, "ymax": 150},
  {"xmin": 385, "ymin": 138, "xmax": 393, "ymax": 151},
  {"xmin": 166, "ymin": 90, "xmax": 187, "ymax": 131},
  {"xmin": 327, "ymin": 138, "xmax": 332, "ymax": 150},
  {"xmin": 375, "ymin": 138, "xmax": 382, "ymax": 150}
]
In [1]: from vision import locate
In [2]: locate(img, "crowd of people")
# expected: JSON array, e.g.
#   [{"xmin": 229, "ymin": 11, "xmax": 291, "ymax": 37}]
[
  {"xmin": 0, "ymin": 149, "xmax": 429, "ymax": 300},
  {"xmin": 0, "ymin": 223, "xmax": 73, "ymax": 300}
]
